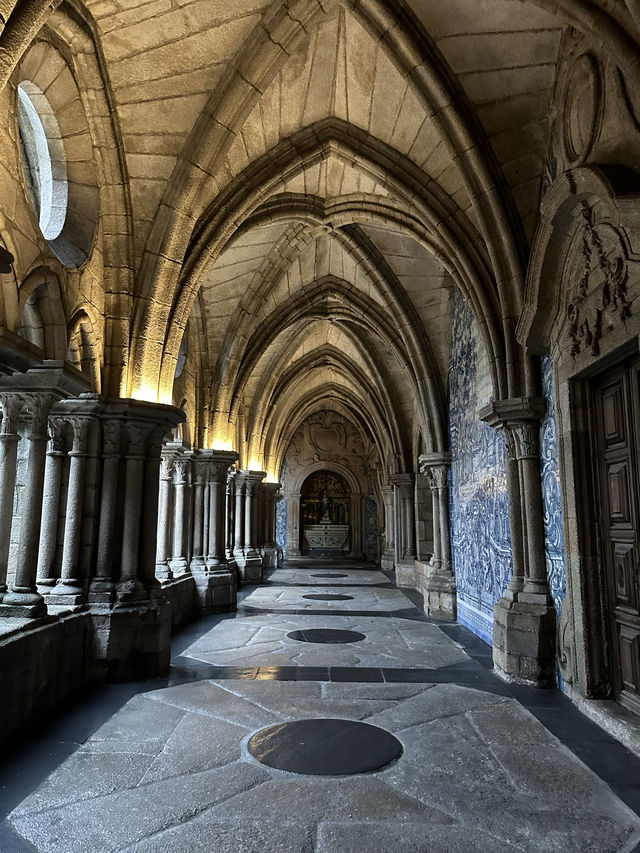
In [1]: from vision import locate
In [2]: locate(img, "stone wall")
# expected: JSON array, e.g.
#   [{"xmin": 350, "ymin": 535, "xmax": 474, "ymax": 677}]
[{"xmin": 448, "ymin": 287, "xmax": 512, "ymax": 644}]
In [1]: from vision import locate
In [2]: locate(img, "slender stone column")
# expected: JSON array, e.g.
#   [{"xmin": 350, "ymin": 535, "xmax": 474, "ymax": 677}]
[
  {"xmin": 261, "ymin": 482, "xmax": 281, "ymax": 568},
  {"xmin": 155, "ymin": 449, "xmax": 174, "ymax": 580},
  {"xmin": 208, "ymin": 452, "xmax": 238, "ymax": 568},
  {"xmin": 3, "ymin": 393, "xmax": 53, "ymax": 616},
  {"xmin": 203, "ymin": 465, "xmax": 210, "ymax": 559},
  {"xmin": 0, "ymin": 395, "xmax": 23, "ymax": 600},
  {"xmin": 141, "ymin": 427, "xmax": 167, "ymax": 595},
  {"xmin": 51, "ymin": 416, "xmax": 90, "ymax": 603},
  {"xmin": 480, "ymin": 397, "xmax": 555, "ymax": 687},
  {"xmin": 226, "ymin": 472, "xmax": 235, "ymax": 563},
  {"xmin": 391, "ymin": 473, "xmax": 416, "ymax": 582},
  {"xmin": 169, "ymin": 455, "xmax": 190, "ymax": 576},
  {"xmin": 37, "ymin": 418, "xmax": 66, "ymax": 591},
  {"xmin": 234, "ymin": 475, "xmax": 245, "ymax": 560},
  {"xmin": 419, "ymin": 453, "xmax": 456, "ymax": 619},
  {"xmin": 118, "ymin": 423, "xmax": 148, "ymax": 602},
  {"xmin": 234, "ymin": 470, "xmax": 266, "ymax": 581},
  {"xmin": 90, "ymin": 419, "xmax": 120, "ymax": 602},
  {"xmin": 190, "ymin": 457, "xmax": 206, "ymax": 573},
  {"xmin": 380, "ymin": 485, "xmax": 394, "ymax": 570},
  {"xmin": 287, "ymin": 492, "xmax": 301, "ymax": 558}
]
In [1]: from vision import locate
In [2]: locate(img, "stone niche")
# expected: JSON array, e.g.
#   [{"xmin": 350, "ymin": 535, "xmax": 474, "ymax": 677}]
[{"xmin": 281, "ymin": 410, "xmax": 381, "ymax": 560}]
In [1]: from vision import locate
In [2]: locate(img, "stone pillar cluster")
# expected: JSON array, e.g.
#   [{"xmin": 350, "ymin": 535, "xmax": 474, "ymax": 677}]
[
  {"xmin": 0, "ymin": 357, "xmax": 184, "ymax": 678},
  {"xmin": 390, "ymin": 473, "xmax": 417, "ymax": 587},
  {"xmin": 155, "ymin": 444, "xmax": 239, "ymax": 612},
  {"xmin": 480, "ymin": 398, "xmax": 556, "ymax": 687},
  {"xmin": 232, "ymin": 469, "xmax": 267, "ymax": 582},
  {"xmin": 418, "ymin": 452, "xmax": 456, "ymax": 619}
]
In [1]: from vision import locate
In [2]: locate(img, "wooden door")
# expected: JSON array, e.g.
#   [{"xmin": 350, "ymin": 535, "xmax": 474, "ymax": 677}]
[{"xmin": 592, "ymin": 359, "xmax": 640, "ymax": 713}]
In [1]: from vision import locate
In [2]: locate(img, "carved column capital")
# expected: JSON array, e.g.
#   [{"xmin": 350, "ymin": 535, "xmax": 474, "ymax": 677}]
[
  {"xmin": 102, "ymin": 419, "xmax": 121, "ymax": 457},
  {"xmin": 67, "ymin": 416, "xmax": 90, "ymax": 455},
  {"xmin": 48, "ymin": 417, "xmax": 67, "ymax": 454},
  {"xmin": 0, "ymin": 394, "xmax": 24, "ymax": 435}
]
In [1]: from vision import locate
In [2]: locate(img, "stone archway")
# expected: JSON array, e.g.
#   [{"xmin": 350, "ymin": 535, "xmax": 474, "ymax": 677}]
[{"xmin": 284, "ymin": 460, "xmax": 366, "ymax": 560}]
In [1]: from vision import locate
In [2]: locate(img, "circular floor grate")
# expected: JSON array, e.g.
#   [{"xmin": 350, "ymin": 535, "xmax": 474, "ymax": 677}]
[
  {"xmin": 311, "ymin": 573, "xmax": 349, "ymax": 579},
  {"xmin": 302, "ymin": 593, "xmax": 354, "ymax": 601},
  {"xmin": 248, "ymin": 718, "xmax": 403, "ymax": 775},
  {"xmin": 287, "ymin": 628, "xmax": 365, "ymax": 644}
]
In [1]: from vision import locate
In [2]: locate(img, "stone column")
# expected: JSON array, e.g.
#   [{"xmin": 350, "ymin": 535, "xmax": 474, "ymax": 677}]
[
  {"xmin": 0, "ymin": 395, "xmax": 23, "ymax": 600},
  {"xmin": 3, "ymin": 393, "xmax": 53, "ymax": 616},
  {"xmin": 37, "ymin": 419, "xmax": 67, "ymax": 592},
  {"xmin": 50, "ymin": 416, "xmax": 90, "ymax": 604},
  {"xmin": 234, "ymin": 470, "xmax": 266, "ymax": 582},
  {"xmin": 141, "ymin": 427, "xmax": 167, "ymax": 596},
  {"xmin": 419, "ymin": 452, "xmax": 456, "ymax": 619},
  {"xmin": 226, "ymin": 471, "xmax": 235, "ymax": 564},
  {"xmin": 391, "ymin": 473, "xmax": 416, "ymax": 587},
  {"xmin": 169, "ymin": 455, "xmax": 190, "ymax": 576},
  {"xmin": 207, "ymin": 452, "xmax": 238, "ymax": 569},
  {"xmin": 234, "ymin": 474, "xmax": 245, "ymax": 560},
  {"xmin": 190, "ymin": 456, "xmax": 206, "ymax": 573},
  {"xmin": 261, "ymin": 482, "xmax": 281, "ymax": 568},
  {"xmin": 90, "ymin": 419, "xmax": 120, "ymax": 603},
  {"xmin": 155, "ymin": 448, "xmax": 174, "ymax": 580},
  {"xmin": 287, "ymin": 491, "xmax": 301, "ymax": 558},
  {"xmin": 118, "ymin": 423, "xmax": 148, "ymax": 603},
  {"xmin": 480, "ymin": 397, "xmax": 555, "ymax": 687},
  {"xmin": 380, "ymin": 484, "xmax": 394, "ymax": 571}
]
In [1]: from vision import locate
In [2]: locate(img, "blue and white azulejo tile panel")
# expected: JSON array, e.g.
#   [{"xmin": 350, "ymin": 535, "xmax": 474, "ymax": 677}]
[
  {"xmin": 540, "ymin": 355, "xmax": 566, "ymax": 618},
  {"xmin": 448, "ymin": 287, "xmax": 512, "ymax": 645}
]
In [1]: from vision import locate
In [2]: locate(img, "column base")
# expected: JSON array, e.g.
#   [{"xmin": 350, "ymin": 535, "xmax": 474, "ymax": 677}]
[
  {"xmin": 0, "ymin": 588, "xmax": 47, "ymax": 617},
  {"xmin": 46, "ymin": 579, "xmax": 86, "ymax": 606},
  {"xmin": 261, "ymin": 546, "xmax": 278, "ymax": 569},
  {"xmin": 381, "ymin": 552, "xmax": 395, "ymax": 571},
  {"xmin": 155, "ymin": 562, "xmax": 173, "ymax": 580},
  {"xmin": 0, "ymin": 601, "xmax": 47, "ymax": 618},
  {"xmin": 36, "ymin": 579, "xmax": 56, "ymax": 595},
  {"xmin": 89, "ymin": 599, "xmax": 171, "ymax": 680},
  {"xmin": 88, "ymin": 580, "xmax": 116, "ymax": 604},
  {"xmin": 116, "ymin": 580, "xmax": 147, "ymax": 604},
  {"xmin": 234, "ymin": 552, "xmax": 263, "ymax": 583},
  {"xmin": 194, "ymin": 570, "xmax": 237, "ymax": 614},
  {"xmin": 422, "ymin": 572, "xmax": 457, "ymax": 621},
  {"xmin": 492, "ymin": 597, "xmax": 557, "ymax": 688},
  {"xmin": 395, "ymin": 559, "xmax": 417, "ymax": 588},
  {"xmin": 169, "ymin": 558, "xmax": 190, "ymax": 576}
]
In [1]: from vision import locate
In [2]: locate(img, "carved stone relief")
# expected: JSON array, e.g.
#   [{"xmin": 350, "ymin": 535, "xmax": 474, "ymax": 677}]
[{"xmin": 566, "ymin": 203, "xmax": 630, "ymax": 357}]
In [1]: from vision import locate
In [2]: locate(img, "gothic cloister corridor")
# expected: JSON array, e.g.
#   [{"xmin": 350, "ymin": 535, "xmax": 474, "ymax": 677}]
[
  {"xmin": 2, "ymin": 560, "xmax": 640, "ymax": 853},
  {"xmin": 4, "ymin": 0, "xmax": 640, "ymax": 849}
]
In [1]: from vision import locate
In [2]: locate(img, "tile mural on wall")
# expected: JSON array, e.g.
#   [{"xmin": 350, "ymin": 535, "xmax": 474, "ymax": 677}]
[
  {"xmin": 448, "ymin": 287, "xmax": 512, "ymax": 645},
  {"xmin": 540, "ymin": 355, "xmax": 566, "ymax": 618},
  {"xmin": 275, "ymin": 460, "xmax": 288, "ymax": 558}
]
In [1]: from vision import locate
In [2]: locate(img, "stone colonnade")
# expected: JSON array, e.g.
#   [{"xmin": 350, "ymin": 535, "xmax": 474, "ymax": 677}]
[
  {"xmin": 156, "ymin": 449, "xmax": 282, "ymax": 592},
  {"xmin": 0, "ymin": 356, "xmax": 184, "ymax": 678}
]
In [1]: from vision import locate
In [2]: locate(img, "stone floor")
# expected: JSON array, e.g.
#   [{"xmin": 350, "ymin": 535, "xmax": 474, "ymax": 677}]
[{"xmin": 2, "ymin": 560, "xmax": 640, "ymax": 852}]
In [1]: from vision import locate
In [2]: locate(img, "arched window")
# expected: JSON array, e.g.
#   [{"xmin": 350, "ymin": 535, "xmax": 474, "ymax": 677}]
[{"xmin": 17, "ymin": 82, "xmax": 68, "ymax": 242}]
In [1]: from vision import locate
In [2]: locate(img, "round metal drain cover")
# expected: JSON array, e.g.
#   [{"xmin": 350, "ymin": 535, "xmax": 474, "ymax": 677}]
[
  {"xmin": 287, "ymin": 628, "xmax": 365, "ymax": 644},
  {"xmin": 248, "ymin": 719, "xmax": 402, "ymax": 775},
  {"xmin": 311, "ymin": 573, "xmax": 348, "ymax": 579},
  {"xmin": 303, "ymin": 593, "xmax": 354, "ymax": 601}
]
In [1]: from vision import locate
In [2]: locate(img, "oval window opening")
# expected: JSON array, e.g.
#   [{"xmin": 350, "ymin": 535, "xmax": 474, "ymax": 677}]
[{"xmin": 17, "ymin": 81, "xmax": 68, "ymax": 242}]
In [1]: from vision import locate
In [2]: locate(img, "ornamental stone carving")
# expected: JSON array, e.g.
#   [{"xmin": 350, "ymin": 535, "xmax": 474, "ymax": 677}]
[{"xmin": 567, "ymin": 203, "xmax": 630, "ymax": 357}]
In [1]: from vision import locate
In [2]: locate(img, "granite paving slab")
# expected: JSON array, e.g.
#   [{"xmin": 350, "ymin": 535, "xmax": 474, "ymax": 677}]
[{"xmin": 8, "ymin": 679, "xmax": 640, "ymax": 853}]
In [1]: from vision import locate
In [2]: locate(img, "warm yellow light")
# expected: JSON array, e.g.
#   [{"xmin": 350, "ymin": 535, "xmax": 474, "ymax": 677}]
[
  {"xmin": 212, "ymin": 439, "xmax": 233, "ymax": 451},
  {"xmin": 248, "ymin": 458, "xmax": 263, "ymax": 472},
  {"xmin": 130, "ymin": 381, "xmax": 160, "ymax": 404},
  {"xmin": 265, "ymin": 472, "xmax": 279, "ymax": 483}
]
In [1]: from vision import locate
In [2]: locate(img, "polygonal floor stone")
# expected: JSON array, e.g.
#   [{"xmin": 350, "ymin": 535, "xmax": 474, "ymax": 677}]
[{"xmin": 8, "ymin": 679, "xmax": 640, "ymax": 853}]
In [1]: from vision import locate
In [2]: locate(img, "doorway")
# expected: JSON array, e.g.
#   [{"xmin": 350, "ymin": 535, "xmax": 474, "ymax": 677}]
[{"xmin": 591, "ymin": 357, "xmax": 640, "ymax": 713}]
